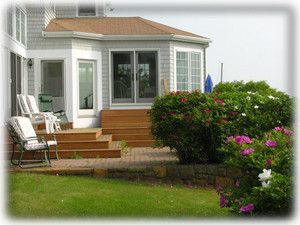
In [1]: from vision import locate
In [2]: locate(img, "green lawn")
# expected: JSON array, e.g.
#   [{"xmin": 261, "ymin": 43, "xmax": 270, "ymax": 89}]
[{"xmin": 8, "ymin": 172, "xmax": 231, "ymax": 218}]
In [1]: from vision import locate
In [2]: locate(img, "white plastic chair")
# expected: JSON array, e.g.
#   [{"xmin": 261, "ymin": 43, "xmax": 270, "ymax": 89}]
[{"xmin": 17, "ymin": 94, "xmax": 60, "ymax": 133}]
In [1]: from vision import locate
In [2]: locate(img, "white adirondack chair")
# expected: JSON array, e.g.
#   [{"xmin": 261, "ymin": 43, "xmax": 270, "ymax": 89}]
[{"xmin": 17, "ymin": 94, "xmax": 60, "ymax": 133}]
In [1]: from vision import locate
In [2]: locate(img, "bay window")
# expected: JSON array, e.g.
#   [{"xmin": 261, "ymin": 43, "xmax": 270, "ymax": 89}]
[{"xmin": 176, "ymin": 51, "xmax": 201, "ymax": 91}]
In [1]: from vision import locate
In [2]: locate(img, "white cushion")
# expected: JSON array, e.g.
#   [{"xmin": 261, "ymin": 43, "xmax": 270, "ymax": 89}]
[{"xmin": 26, "ymin": 95, "xmax": 40, "ymax": 113}]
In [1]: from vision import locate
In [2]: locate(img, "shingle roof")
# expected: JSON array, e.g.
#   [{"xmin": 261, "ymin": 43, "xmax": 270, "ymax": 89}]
[{"xmin": 44, "ymin": 17, "xmax": 209, "ymax": 39}]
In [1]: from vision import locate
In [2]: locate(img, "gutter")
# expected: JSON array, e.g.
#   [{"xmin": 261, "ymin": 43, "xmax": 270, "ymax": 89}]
[{"xmin": 42, "ymin": 31, "xmax": 212, "ymax": 44}]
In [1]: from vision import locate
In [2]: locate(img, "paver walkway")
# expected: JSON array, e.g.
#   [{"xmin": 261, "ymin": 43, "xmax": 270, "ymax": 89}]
[{"xmin": 8, "ymin": 147, "xmax": 180, "ymax": 170}]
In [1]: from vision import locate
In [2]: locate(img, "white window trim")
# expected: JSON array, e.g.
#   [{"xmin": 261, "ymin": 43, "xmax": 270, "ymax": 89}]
[
  {"xmin": 108, "ymin": 48, "xmax": 161, "ymax": 108},
  {"xmin": 15, "ymin": 5, "xmax": 27, "ymax": 47},
  {"xmin": 77, "ymin": 60, "xmax": 97, "ymax": 116},
  {"xmin": 174, "ymin": 47, "xmax": 204, "ymax": 92}
]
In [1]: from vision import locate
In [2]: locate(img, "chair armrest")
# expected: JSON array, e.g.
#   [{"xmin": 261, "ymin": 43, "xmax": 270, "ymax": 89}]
[{"xmin": 41, "ymin": 134, "xmax": 57, "ymax": 142}]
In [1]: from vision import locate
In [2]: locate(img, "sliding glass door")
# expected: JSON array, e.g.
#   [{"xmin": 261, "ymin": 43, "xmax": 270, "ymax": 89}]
[{"xmin": 112, "ymin": 51, "xmax": 157, "ymax": 104}]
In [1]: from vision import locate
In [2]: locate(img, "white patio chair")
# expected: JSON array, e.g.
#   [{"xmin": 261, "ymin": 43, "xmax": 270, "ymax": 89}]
[
  {"xmin": 6, "ymin": 117, "xmax": 58, "ymax": 168},
  {"xmin": 26, "ymin": 95, "xmax": 61, "ymax": 132},
  {"xmin": 17, "ymin": 94, "xmax": 59, "ymax": 133}
]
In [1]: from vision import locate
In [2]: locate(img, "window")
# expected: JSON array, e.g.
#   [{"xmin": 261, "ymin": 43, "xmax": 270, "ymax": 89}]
[
  {"xmin": 176, "ymin": 51, "xmax": 201, "ymax": 91},
  {"xmin": 77, "ymin": 3, "xmax": 96, "ymax": 17},
  {"xmin": 7, "ymin": 6, "xmax": 13, "ymax": 36},
  {"xmin": 78, "ymin": 61, "xmax": 95, "ymax": 115},
  {"xmin": 15, "ymin": 7, "xmax": 26, "ymax": 45}
]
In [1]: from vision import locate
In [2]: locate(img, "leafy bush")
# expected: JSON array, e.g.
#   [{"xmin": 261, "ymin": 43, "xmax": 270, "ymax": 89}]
[
  {"xmin": 218, "ymin": 91, "xmax": 294, "ymax": 138},
  {"xmin": 213, "ymin": 80, "xmax": 278, "ymax": 95},
  {"xmin": 149, "ymin": 91, "xmax": 233, "ymax": 164},
  {"xmin": 217, "ymin": 126, "xmax": 294, "ymax": 215}
]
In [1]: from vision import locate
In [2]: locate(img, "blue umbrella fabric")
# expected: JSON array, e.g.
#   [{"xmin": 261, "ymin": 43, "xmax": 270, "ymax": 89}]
[{"xmin": 204, "ymin": 74, "xmax": 213, "ymax": 93}]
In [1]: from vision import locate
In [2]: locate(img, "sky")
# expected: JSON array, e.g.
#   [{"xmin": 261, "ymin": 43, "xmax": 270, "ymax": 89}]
[{"xmin": 106, "ymin": 1, "xmax": 296, "ymax": 96}]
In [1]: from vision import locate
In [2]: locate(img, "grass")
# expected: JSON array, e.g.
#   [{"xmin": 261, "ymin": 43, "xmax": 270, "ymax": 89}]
[{"xmin": 7, "ymin": 172, "xmax": 231, "ymax": 218}]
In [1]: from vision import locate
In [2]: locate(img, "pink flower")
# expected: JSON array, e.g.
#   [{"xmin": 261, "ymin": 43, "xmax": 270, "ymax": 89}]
[
  {"xmin": 205, "ymin": 121, "xmax": 210, "ymax": 126},
  {"xmin": 235, "ymin": 181, "xmax": 240, "ymax": 186},
  {"xmin": 212, "ymin": 96, "xmax": 216, "ymax": 101},
  {"xmin": 181, "ymin": 208, "xmax": 184, "ymax": 210},
  {"xmin": 187, "ymin": 94, "xmax": 191, "ymax": 97},
  {"xmin": 181, "ymin": 97, "xmax": 187, "ymax": 103},
  {"xmin": 180, "ymin": 114, "xmax": 184, "ymax": 118},
  {"xmin": 217, "ymin": 122, "xmax": 221, "ymax": 126},
  {"xmin": 56, "ymin": 173, "xmax": 59, "ymax": 177},
  {"xmin": 164, "ymin": 184, "xmax": 166, "ymax": 187},
  {"xmin": 157, "ymin": 201, "xmax": 160, "ymax": 203},
  {"xmin": 231, "ymin": 111, "xmax": 235, "ymax": 115},
  {"xmin": 240, "ymin": 203, "xmax": 254, "ymax": 212},
  {"xmin": 216, "ymin": 92, "xmax": 221, "ymax": 95},
  {"xmin": 222, "ymin": 118, "xmax": 227, "ymax": 122},
  {"xmin": 266, "ymin": 140, "xmax": 277, "ymax": 147},
  {"xmin": 173, "ymin": 134, "xmax": 178, "ymax": 138},
  {"xmin": 36, "ymin": 179, "xmax": 39, "ymax": 182},
  {"xmin": 220, "ymin": 193, "xmax": 227, "ymax": 208},
  {"xmin": 162, "ymin": 115, "xmax": 167, "ymax": 119},
  {"xmin": 205, "ymin": 109, "xmax": 211, "ymax": 114},
  {"xmin": 169, "ymin": 93, "xmax": 174, "ymax": 95},
  {"xmin": 275, "ymin": 127, "xmax": 282, "ymax": 131},
  {"xmin": 266, "ymin": 159, "xmax": 272, "ymax": 165},
  {"xmin": 171, "ymin": 113, "xmax": 175, "ymax": 116},
  {"xmin": 284, "ymin": 129, "xmax": 293, "ymax": 135},
  {"xmin": 194, "ymin": 90, "xmax": 199, "ymax": 93},
  {"xmin": 216, "ymin": 184, "xmax": 222, "ymax": 193},
  {"xmin": 176, "ymin": 91, "xmax": 181, "ymax": 94},
  {"xmin": 218, "ymin": 99, "xmax": 224, "ymax": 104},
  {"xmin": 186, "ymin": 118, "xmax": 190, "ymax": 122},
  {"xmin": 239, "ymin": 148, "xmax": 255, "ymax": 155},
  {"xmin": 198, "ymin": 110, "xmax": 202, "ymax": 113},
  {"xmin": 227, "ymin": 136, "xmax": 234, "ymax": 140}
]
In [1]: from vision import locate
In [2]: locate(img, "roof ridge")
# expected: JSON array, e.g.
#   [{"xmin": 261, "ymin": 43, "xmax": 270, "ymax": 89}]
[{"xmin": 136, "ymin": 17, "xmax": 169, "ymax": 34}]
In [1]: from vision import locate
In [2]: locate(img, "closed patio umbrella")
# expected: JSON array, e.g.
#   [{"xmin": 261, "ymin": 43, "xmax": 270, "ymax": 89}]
[{"xmin": 204, "ymin": 74, "xmax": 213, "ymax": 93}]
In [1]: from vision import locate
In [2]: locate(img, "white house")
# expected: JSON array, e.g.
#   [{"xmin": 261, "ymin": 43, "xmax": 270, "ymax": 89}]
[{"xmin": 2, "ymin": 0, "xmax": 212, "ymax": 128}]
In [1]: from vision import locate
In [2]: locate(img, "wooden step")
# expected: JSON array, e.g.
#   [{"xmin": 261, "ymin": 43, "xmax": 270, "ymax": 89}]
[
  {"xmin": 102, "ymin": 121, "xmax": 150, "ymax": 128},
  {"xmin": 102, "ymin": 115, "xmax": 149, "ymax": 122},
  {"xmin": 112, "ymin": 134, "xmax": 152, "ymax": 141},
  {"xmin": 56, "ymin": 135, "xmax": 112, "ymax": 150},
  {"xmin": 7, "ymin": 141, "xmax": 121, "ymax": 160},
  {"xmin": 102, "ymin": 109, "xmax": 149, "ymax": 116},
  {"xmin": 36, "ymin": 128, "xmax": 102, "ymax": 141},
  {"xmin": 102, "ymin": 127, "xmax": 151, "ymax": 135}
]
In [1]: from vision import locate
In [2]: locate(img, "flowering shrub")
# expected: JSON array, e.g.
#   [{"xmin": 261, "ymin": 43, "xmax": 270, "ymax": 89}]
[
  {"xmin": 217, "ymin": 126, "xmax": 294, "ymax": 215},
  {"xmin": 149, "ymin": 91, "xmax": 233, "ymax": 163},
  {"xmin": 218, "ymin": 91, "xmax": 294, "ymax": 138}
]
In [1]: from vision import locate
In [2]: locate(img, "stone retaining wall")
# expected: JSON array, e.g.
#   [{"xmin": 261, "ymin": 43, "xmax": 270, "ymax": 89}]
[
  {"xmin": 10, "ymin": 164, "xmax": 242, "ymax": 187},
  {"xmin": 94, "ymin": 164, "xmax": 242, "ymax": 186}
]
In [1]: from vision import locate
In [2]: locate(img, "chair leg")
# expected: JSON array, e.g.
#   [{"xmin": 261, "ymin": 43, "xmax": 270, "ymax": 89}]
[{"xmin": 10, "ymin": 144, "xmax": 19, "ymax": 166}]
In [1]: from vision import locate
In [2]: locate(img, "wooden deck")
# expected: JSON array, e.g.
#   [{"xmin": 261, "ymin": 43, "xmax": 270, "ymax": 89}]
[
  {"xmin": 101, "ymin": 109, "xmax": 155, "ymax": 147},
  {"xmin": 6, "ymin": 128, "xmax": 121, "ymax": 160},
  {"xmin": 5, "ymin": 109, "xmax": 155, "ymax": 161}
]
